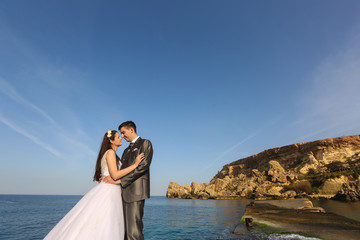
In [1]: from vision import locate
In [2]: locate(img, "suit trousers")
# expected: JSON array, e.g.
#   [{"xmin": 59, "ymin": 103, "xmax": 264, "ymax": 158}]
[{"xmin": 123, "ymin": 200, "xmax": 145, "ymax": 240}]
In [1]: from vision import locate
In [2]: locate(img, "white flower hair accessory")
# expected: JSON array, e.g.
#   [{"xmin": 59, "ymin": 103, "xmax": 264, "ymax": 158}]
[{"xmin": 107, "ymin": 130, "xmax": 112, "ymax": 138}]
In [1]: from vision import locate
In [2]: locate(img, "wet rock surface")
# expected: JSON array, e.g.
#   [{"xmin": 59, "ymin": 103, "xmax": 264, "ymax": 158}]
[{"xmin": 241, "ymin": 199, "xmax": 360, "ymax": 240}]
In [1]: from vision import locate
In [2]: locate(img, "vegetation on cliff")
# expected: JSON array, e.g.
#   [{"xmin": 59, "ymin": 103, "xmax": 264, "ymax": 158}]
[{"xmin": 167, "ymin": 135, "xmax": 360, "ymax": 200}]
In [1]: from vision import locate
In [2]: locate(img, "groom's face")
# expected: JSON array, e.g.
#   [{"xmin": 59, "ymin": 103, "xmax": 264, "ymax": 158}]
[{"xmin": 120, "ymin": 127, "xmax": 134, "ymax": 142}]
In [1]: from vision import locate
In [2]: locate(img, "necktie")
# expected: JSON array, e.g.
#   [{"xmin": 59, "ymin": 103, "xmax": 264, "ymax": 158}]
[{"xmin": 129, "ymin": 142, "xmax": 134, "ymax": 148}]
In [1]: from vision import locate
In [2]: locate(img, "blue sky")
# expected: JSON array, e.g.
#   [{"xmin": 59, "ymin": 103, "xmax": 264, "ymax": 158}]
[{"xmin": 1, "ymin": 0, "xmax": 360, "ymax": 196}]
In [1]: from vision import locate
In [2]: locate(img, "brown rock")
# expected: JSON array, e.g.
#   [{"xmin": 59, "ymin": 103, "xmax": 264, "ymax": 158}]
[
  {"xmin": 184, "ymin": 184, "xmax": 191, "ymax": 193},
  {"xmin": 319, "ymin": 176, "xmax": 348, "ymax": 195},
  {"xmin": 214, "ymin": 135, "xmax": 360, "ymax": 179},
  {"xmin": 214, "ymin": 178, "xmax": 227, "ymax": 192},
  {"xmin": 281, "ymin": 190, "xmax": 297, "ymax": 199},
  {"xmin": 266, "ymin": 186, "xmax": 283, "ymax": 197},
  {"xmin": 190, "ymin": 181, "xmax": 201, "ymax": 195},
  {"xmin": 167, "ymin": 135, "xmax": 360, "ymax": 200},
  {"xmin": 240, "ymin": 186, "xmax": 253, "ymax": 198},
  {"xmin": 267, "ymin": 160, "xmax": 287, "ymax": 183},
  {"xmin": 251, "ymin": 169, "xmax": 263, "ymax": 178},
  {"xmin": 332, "ymin": 180, "xmax": 360, "ymax": 201},
  {"xmin": 166, "ymin": 182, "xmax": 191, "ymax": 198},
  {"xmin": 205, "ymin": 184, "xmax": 215, "ymax": 196}
]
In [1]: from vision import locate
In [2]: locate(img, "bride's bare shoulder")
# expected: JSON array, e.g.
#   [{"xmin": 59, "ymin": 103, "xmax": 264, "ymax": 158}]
[{"xmin": 105, "ymin": 149, "xmax": 116, "ymax": 160}]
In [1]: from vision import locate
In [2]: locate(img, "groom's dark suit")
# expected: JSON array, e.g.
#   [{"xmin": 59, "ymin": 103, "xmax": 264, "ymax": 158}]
[{"xmin": 120, "ymin": 137, "xmax": 153, "ymax": 240}]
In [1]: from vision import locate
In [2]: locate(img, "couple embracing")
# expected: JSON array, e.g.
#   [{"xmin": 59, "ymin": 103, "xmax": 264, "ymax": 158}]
[{"xmin": 44, "ymin": 121, "xmax": 153, "ymax": 240}]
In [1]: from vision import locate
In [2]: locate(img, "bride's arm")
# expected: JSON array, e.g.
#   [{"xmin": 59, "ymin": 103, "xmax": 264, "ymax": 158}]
[{"xmin": 106, "ymin": 150, "xmax": 144, "ymax": 181}]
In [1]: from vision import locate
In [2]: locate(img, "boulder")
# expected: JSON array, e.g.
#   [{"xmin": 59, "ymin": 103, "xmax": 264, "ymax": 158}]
[
  {"xmin": 332, "ymin": 180, "xmax": 360, "ymax": 201},
  {"xmin": 298, "ymin": 153, "xmax": 319, "ymax": 174},
  {"xmin": 205, "ymin": 184, "xmax": 216, "ymax": 197},
  {"xmin": 267, "ymin": 160, "xmax": 287, "ymax": 183},
  {"xmin": 319, "ymin": 176, "xmax": 348, "ymax": 195},
  {"xmin": 251, "ymin": 169, "xmax": 263, "ymax": 178},
  {"xmin": 281, "ymin": 190, "xmax": 297, "ymax": 199},
  {"xmin": 166, "ymin": 182, "xmax": 191, "ymax": 198},
  {"xmin": 266, "ymin": 186, "xmax": 283, "ymax": 197},
  {"xmin": 197, "ymin": 192, "xmax": 210, "ymax": 199},
  {"xmin": 191, "ymin": 181, "xmax": 201, "ymax": 195},
  {"xmin": 240, "ymin": 186, "xmax": 253, "ymax": 198},
  {"xmin": 184, "ymin": 184, "xmax": 191, "ymax": 193},
  {"xmin": 214, "ymin": 178, "xmax": 227, "ymax": 192}
]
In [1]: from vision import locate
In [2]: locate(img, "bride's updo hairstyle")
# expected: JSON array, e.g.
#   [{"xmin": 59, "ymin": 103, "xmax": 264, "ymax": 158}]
[{"xmin": 93, "ymin": 130, "xmax": 121, "ymax": 181}]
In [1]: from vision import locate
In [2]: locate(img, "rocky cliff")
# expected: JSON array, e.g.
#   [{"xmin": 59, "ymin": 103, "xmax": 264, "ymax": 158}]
[{"xmin": 167, "ymin": 135, "xmax": 360, "ymax": 200}]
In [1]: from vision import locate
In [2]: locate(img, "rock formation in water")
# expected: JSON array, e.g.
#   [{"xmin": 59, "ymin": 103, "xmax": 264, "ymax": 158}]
[{"xmin": 167, "ymin": 135, "xmax": 360, "ymax": 200}]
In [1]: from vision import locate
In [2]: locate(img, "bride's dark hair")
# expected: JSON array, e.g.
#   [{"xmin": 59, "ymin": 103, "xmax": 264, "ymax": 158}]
[{"xmin": 93, "ymin": 130, "xmax": 120, "ymax": 181}]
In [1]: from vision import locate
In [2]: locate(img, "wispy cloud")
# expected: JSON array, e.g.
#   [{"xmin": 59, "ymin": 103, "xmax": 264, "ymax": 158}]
[
  {"xmin": 202, "ymin": 116, "xmax": 283, "ymax": 171},
  {"xmin": 0, "ymin": 114, "xmax": 61, "ymax": 157},
  {"xmin": 0, "ymin": 21, "xmax": 105, "ymax": 162},
  {"xmin": 293, "ymin": 123, "xmax": 343, "ymax": 143},
  {"xmin": 0, "ymin": 77, "xmax": 56, "ymax": 124},
  {"xmin": 0, "ymin": 22, "xmax": 95, "ymax": 159},
  {"xmin": 293, "ymin": 30, "xmax": 360, "ymax": 141},
  {"xmin": 0, "ymin": 76, "xmax": 96, "ymax": 159}
]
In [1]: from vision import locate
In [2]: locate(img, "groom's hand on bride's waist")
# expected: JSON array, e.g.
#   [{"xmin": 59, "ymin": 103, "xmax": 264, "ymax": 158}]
[{"xmin": 102, "ymin": 176, "xmax": 120, "ymax": 185}]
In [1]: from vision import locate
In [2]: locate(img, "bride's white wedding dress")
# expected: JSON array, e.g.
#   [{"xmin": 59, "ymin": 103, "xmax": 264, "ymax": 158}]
[{"xmin": 44, "ymin": 150, "xmax": 124, "ymax": 240}]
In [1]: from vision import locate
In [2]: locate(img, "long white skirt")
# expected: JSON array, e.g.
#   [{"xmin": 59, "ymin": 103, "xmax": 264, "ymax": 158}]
[{"xmin": 44, "ymin": 182, "xmax": 124, "ymax": 240}]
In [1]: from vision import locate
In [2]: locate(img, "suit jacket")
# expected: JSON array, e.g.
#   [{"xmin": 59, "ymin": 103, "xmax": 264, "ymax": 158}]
[{"xmin": 120, "ymin": 137, "xmax": 153, "ymax": 203}]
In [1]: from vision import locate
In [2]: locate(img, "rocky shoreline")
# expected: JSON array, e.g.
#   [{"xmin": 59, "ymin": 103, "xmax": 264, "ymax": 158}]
[
  {"xmin": 239, "ymin": 199, "xmax": 360, "ymax": 240},
  {"xmin": 167, "ymin": 135, "xmax": 360, "ymax": 201}
]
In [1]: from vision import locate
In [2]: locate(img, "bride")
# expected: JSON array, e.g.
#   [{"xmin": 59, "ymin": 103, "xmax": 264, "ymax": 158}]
[{"xmin": 44, "ymin": 130, "xmax": 144, "ymax": 239}]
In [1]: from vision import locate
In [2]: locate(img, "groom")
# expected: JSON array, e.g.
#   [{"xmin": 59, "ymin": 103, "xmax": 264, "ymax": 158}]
[{"xmin": 118, "ymin": 121, "xmax": 153, "ymax": 240}]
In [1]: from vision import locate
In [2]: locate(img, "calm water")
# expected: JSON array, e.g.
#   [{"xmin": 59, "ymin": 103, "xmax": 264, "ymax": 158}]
[
  {"xmin": 0, "ymin": 195, "xmax": 357, "ymax": 240},
  {"xmin": 310, "ymin": 198, "xmax": 360, "ymax": 221}
]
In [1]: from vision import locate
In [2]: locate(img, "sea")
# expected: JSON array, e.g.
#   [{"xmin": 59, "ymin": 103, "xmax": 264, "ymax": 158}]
[{"xmin": 1, "ymin": 195, "xmax": 360, "ymax": 240}]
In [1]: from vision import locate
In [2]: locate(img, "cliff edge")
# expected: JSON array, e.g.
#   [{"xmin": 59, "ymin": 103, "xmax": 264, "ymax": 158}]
[{"xmin": 167, "ymin": 135, "xmax": 360, "ymax": 200}]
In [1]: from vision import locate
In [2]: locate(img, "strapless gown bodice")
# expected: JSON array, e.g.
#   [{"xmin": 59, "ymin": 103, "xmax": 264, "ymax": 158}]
[{"xmin": 101, "ymin": 150, "xmax": 121, "ymax": 178}]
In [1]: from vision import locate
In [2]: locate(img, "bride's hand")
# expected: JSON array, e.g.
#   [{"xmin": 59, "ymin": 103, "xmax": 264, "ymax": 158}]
[{"xmin": 135, "ymin": 153, "xmax": 145, "ymax": 166}]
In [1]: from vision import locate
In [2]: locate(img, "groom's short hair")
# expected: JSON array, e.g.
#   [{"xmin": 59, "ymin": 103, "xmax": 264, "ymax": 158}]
[{"xmin": 119, "ymin": 121, "xmax": 137, "ymax": 133}]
